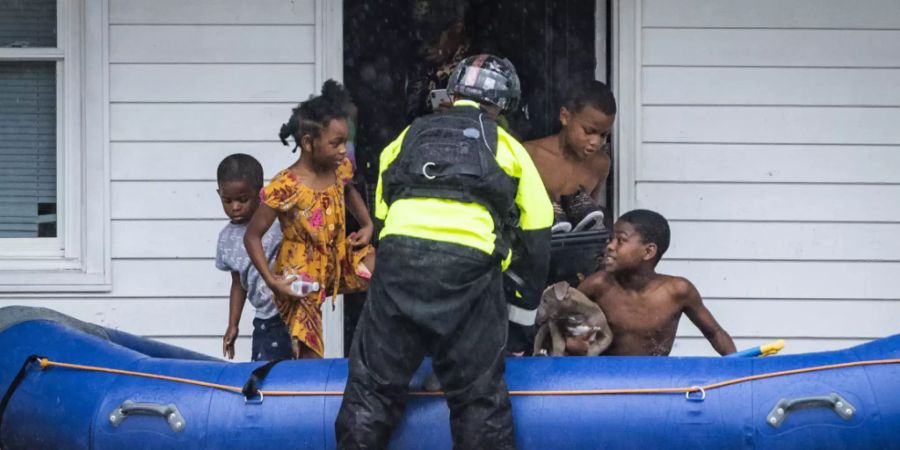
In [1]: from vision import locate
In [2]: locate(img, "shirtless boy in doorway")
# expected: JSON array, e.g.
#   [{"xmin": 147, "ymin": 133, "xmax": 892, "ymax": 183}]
[
  {"xmin": 524, "ymin": 80, "xmax": 615, "ymax": 225},
  {"xmin": 575, "ymin": 210, "xmax": 736, "ymax": 356}
]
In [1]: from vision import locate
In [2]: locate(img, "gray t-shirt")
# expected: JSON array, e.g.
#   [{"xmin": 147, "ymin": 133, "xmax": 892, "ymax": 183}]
[{"xmin": 215, "ymin": 220, "xmax": 282, "ymax": 320}]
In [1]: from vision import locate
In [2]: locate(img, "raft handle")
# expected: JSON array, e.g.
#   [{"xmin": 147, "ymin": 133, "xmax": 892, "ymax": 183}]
[
  {"xmin": 766, "ymin": 393, "xmax": 854, "ymax": 428},
  {"xmin": 685, "ymin": 386, "xmax": 706, "ymax": 402},
  {"xmin": 109, "ymin": 400, "xmax": 186, "ymax": 433},
  {"xmin": 244, "ymin": 390, "xmax": 264, "ymax": 405}
]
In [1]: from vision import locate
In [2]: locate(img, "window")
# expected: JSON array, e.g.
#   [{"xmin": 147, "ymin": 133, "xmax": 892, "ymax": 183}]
[
  {"xmin": 0, "ymin": 0, "xmax": 109, "ymax": 291},
  {"xmin": 1, "ymin": 1, "xmax": 58, "ymax": 243}
]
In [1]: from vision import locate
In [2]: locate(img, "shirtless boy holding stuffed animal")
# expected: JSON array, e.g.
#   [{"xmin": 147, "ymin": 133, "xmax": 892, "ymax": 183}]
[{"xmin": 574, "ymin": 209, "xmax": 736, "ymax": 356}]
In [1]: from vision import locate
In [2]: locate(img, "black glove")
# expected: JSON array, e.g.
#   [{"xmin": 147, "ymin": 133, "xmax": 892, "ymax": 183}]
[{"xmin": 506, "ymin": 322, "xmax": 535, "ymax": 356}]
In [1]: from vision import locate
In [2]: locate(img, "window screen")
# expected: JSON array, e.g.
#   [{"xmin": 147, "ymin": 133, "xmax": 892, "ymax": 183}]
[{"xmin": 0, "ymin": 0, "xmax": 57, "ymax": 238}]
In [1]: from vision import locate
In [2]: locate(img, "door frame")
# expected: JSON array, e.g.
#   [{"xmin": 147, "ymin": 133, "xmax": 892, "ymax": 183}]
[
  {"xmin": 317, "ymin": 0, "xmax": 347, "ymax": 358},
  {"xmin": 323, "ymin": 0, "xmax": 626, "ymax": 357},
  {"xmin": 610, "ymin": 0, "xmax": 639, "ymax": 216}
]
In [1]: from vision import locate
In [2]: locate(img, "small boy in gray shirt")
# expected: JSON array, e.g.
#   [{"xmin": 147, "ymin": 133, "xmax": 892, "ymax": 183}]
[{"xmin": 215, "ymin": 154, "xmax": 291, "ymax": 361}]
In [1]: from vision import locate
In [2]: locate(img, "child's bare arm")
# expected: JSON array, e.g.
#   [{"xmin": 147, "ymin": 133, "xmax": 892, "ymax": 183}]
[
  {"xmin": 245, "ymin": 204, "xmax": 277, "ymax": 282},
  {"xmin": 679, "ymin": 279, "xmax": 737, "ymax": 356},
  {"xmin": 223, "ymin": 272, "xmax": 246, "ymax": 359},
  {"xmin": 346, "ymin": 185, "xmax": 374, "ymax": 247},
  {"xmin": 244, "ymin": 205, "xmax": 295, "ymax": 298}
]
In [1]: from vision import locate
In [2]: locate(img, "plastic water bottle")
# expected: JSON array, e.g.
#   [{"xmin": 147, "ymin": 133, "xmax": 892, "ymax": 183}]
[
  {"xmin": 258, "ymin": 276, "xmax": 319, "ymax": 297},
  {"xmin": 289, "ymin": 278, "xmax": 320, "ymax": 296}
]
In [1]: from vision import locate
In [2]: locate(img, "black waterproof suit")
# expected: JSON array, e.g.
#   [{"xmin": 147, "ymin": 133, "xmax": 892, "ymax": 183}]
[{"xmin": 335, "ymin": 100, "xmax": 552, "ymax": 449}]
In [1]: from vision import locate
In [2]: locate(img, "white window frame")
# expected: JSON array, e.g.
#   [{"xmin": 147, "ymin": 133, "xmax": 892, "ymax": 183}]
[{"xmin": 0, "ymin": 0, "xmax": 110, "ymax": 291}]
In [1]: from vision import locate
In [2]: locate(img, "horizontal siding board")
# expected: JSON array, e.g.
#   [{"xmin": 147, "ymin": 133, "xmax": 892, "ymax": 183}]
[
  {"xmin": 667, "ymin": 222, "xmax": 900, "ymax": 261},
  {"xmin": 638, "ymin": 144, "xmax": 900, "ymax": 183},
  {"xmin": 643, "ymin": 67, "xmax": 900, "ymax": 106},
  {"xmin": 110, "ymin": 104, "xmax": 288, "ymax": 141},
  {"xmin": 110, "ymin": 64, "xmax": 315, "ymax": 102},
  {"xmin": 676, "ymin": 299, "xmax": 900, "ymax": 339},
  {"xmin": 109, "ymin": 25, "xmax": 314, "ymax": 63},
  {"xmin": 112, "ymin": 181, "xmax": 221, "ymax": 219},
  {"xmin": 111, "ymin": 142, "xmax": 295, "ymax": 181},
  {"xmin": 112, "ymin": 220, "xmax": 223, "ymax": 258},
  {"xmin": 643, "ymin": 29, "xmax": 900, "ymax": 67},
  {"xmin": 656, "ymin": 260, "xmax": 900, "ymax": 299},
  {"xmin": 643, "ymin": 0, "xmax": 900, "ymax": 29},
  {"xmin": 112, "ymin": 260, "xmax": 230, "ymax": 297},
  {"xmin": 669, "ymin": 338, "xmax": 871, "ymax": 357},
  {"xmin": 643, "ymin": 106, "xmax": 900, "ymax": 145},
  {"xmin": 636, "ymin": 183, "xmax": 900, "ymax": 222},
  {"xmin": 110, "ymin": 0, "xmax": 315, "ymax": 25}
]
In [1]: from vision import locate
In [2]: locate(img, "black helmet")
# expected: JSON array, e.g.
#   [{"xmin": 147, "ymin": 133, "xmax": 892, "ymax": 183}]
[{"xmin": 446, "ymin": 54, "xmax": 521, "ymax": 111}]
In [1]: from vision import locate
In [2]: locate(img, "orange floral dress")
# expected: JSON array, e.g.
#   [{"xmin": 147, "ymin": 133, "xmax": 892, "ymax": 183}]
[{"xmin": 261, "ymin": 158, "xmax": 373, "ymax": 357}]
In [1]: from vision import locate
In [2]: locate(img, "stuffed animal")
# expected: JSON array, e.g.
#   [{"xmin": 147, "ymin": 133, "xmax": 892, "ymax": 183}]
[{"xmin": 533, "ymin": 281, "xmax": 613, "ymax": 356}]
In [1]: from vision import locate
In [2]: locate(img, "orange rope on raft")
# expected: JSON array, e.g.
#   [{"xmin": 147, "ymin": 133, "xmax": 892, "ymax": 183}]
[{"xmin": 37, "ymin": 357, "xmax": 900, "ymax": 398}]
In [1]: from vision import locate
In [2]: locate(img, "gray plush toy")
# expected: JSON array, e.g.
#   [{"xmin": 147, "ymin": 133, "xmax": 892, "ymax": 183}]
[{"xmin": 533, "ymin": 281, "xmax": 613, "ymax": 356}]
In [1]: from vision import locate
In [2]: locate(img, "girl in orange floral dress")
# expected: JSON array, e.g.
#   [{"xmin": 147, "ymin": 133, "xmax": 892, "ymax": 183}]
[{"xmin": 245, "ymin": 80, "xmax": 375, "ymax": 359}]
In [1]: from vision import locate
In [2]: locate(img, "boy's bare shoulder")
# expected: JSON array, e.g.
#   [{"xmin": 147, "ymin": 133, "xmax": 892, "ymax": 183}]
[
  {"xmin": 577, "ymin": 271, "xmax": 613, "ymax": 297},
  {"xmin": 656, "ymin": 274, "xmax": 699, "ymax": 300},
  {"xmin": 523, "ymin": 135, "xmax": 558, "ymax": 156}
]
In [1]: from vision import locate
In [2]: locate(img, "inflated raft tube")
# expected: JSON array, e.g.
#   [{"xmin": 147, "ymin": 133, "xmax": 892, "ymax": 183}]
[
  {"xmin": 1, "ymin": 306, "xmax": 898, "ymax": 450},
  {"xmin": 0, "ymin": 306, "xmax": 217, "ymax": 362}
]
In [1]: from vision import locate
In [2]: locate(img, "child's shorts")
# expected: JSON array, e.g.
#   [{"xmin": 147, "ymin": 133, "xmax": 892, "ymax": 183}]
[{"xmin": 251, "ymin": 316, "xmax": 293, "ymax": 361}]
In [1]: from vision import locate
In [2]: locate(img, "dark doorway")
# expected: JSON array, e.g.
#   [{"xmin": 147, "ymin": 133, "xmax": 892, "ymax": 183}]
[
  {"xmin": 344, "ymin": 0, "xmax": 601, "ymax": 188},
  {"xmin": 342, "ymin": 0, "xmax": 607, "ymax": 355}
]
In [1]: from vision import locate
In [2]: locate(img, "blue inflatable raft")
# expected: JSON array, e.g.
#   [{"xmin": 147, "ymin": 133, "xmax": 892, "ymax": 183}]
[{"xmin": 1, "ymin": 306, "xmax": 898, "ymax": 449}]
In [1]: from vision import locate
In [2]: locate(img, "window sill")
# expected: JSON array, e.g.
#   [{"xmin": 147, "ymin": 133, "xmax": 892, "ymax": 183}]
[{"xmin": 0, "ymin": 269, "xmax": 110, "ymax": 293}]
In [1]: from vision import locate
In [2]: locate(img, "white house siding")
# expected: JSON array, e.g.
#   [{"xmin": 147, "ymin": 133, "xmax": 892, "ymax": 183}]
[
  {"xmin": 0, "ymin": 0, "xmax": 325, "ymax": 359},
  {"xmin": 628, "ymin": 0, "xmax": 900, "ymax": 355}
]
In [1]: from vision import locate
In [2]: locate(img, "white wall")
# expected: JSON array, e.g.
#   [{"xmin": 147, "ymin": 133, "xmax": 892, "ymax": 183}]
[
  {"xmin": 616, "ymin": 0, "xmax": 900, "ymax": 355},
  {"xmin": 1, "ymin": 0, "xmax": 324, "ymax": 359}
]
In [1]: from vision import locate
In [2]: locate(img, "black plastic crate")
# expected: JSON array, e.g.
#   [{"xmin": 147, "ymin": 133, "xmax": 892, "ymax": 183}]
[{"xmin": 548, "ymin": 229, "xmax": 610, "ymax": 286}]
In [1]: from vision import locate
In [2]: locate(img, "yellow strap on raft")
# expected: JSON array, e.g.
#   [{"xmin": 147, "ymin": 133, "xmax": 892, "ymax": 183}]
[{"xmin": 35, "ymin": 357, "xmax": 900, "ymax": 399}]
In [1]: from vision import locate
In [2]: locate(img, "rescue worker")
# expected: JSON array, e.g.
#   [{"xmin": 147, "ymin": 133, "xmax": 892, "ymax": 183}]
[{"xmin": 335, "ymin": 54, "xmax": 553, "ymax": 449}]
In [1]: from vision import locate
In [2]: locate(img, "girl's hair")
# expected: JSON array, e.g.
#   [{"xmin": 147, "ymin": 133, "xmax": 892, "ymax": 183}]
[{"xmin": 279, "ymin": 80, "xmax": 353, "ymax": 153}]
